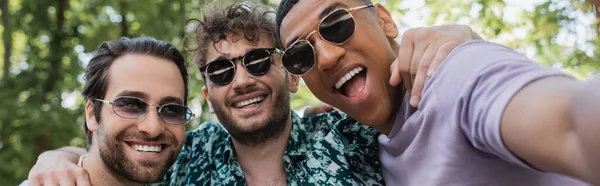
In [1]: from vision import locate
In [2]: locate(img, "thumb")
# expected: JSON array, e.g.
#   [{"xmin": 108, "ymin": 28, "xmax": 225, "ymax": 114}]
[{"xmin": 389, "ymin": 59, "xmax": 401, "ymax": 86}]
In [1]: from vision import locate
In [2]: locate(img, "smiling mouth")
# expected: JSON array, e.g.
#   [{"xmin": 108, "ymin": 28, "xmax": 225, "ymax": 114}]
[
  {"xmin": 128, "ymin": 143, "xmax": 164, "ymax": 154},
  {"xmin": 334, "ymin": 67, "xmax": 367, "ymax": 97},
  {"xmin": 233, "ymin": 96, "xmax": 266, "ymax": 108}
]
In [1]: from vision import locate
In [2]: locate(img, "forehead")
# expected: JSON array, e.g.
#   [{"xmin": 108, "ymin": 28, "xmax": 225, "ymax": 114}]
[
  {"xmin": 206, "ymin": 36, "xmax": 275, "ymax": 62},
  {"xmin": 105, "ymin": 54, "xmax": 185, "ymax": 101},
  {"xmin": 279, "ymin": 0, "xmax": 358, "ymax": 48}
]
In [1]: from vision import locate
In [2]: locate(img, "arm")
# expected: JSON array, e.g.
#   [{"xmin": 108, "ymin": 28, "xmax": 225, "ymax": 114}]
[
  {"xmin": 501, "ymin": 75, "xmax": 600, "ymax": 184},
  {"xmin": 27, "ymin": 146, "xmax": 90, "ymax": 186},
  {"xmin": 303, "ymin": 102, "xmax": 338, "ymax": 116}
]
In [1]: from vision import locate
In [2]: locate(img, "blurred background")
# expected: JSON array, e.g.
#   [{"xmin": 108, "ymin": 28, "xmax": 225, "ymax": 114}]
[{"xmin": 0, "ymin": 0, "xmax": 598, "ymax": 185}]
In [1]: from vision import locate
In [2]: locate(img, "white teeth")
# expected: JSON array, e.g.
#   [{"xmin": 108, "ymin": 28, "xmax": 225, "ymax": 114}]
[
  {"xmin": 234, "ymin": 96, "xmax": 265, "ymax": 108},
  {"xmin": 132, "ymin": 144, "xmax": 162, "ymax": 153},
  {"xmin": 335, "ymin": 67, "xmax": 364, "ymax": 89}
]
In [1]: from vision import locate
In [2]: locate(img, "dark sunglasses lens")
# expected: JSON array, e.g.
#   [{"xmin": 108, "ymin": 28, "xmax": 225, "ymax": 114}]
[
  {"xmin": 112, "ymin": 97, "xmax": 147, "ymax": 119},
  {"xmin": 244, "ymin": 49, "xmax": 272, "ymax": 76},
  {"xmin": 319, "ymin": 9, "xmax": 355, "ymax": 44},
  {"xmin": 206, "ymin": 60, "xmax": 235, "ymax": 85},
  {"xmin": 282, "ymin": 41, "xmax": 315, "ymax": 75},
  {"xmin": 159, "ymin": 105, "xmax": 192, "ymax": 124}
]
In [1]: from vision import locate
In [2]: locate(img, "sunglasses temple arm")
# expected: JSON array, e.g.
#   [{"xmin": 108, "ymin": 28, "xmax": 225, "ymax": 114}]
[
  {"xmin": 349, "ymin": 4, "xmax": 374, "ymax": 11},
  {"xmin": 94, "ymin": 99, "xmax": 111, "ymax": 104}
]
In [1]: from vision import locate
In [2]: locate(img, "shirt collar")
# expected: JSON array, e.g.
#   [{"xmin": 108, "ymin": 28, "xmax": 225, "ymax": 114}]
[{"xmin": 218, "ymin": 111, "xmax": 308, "ymax": 161}]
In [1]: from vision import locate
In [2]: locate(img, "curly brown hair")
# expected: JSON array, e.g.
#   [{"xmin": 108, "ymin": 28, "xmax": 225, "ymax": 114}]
[{"xmin": 186, "ymin": 2, "xmax": 278, "ymax": 71}]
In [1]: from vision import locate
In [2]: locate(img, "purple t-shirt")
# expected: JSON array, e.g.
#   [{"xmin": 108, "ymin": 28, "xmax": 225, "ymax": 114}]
[{"xmin": 378, "ymin": 40, "xmax": 590, "ymax": 185}]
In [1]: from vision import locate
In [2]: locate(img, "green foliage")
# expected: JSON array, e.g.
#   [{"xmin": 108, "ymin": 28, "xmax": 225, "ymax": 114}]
[
  {"xmin": 0, "ymin": 0, "xmax": 598, "ymax": 185},
  {"xmin": 423, "ymin": 0, "xmax": 599, "ymax": 78}
]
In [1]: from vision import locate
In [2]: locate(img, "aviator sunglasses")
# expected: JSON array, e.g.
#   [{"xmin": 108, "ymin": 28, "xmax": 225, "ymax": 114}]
[
  {"xmin": 281, "ymin": 3, "xmax": 374, "ymax": 75},
  {"xmin": 199, "ymin": 48, "xmax": 283, "ymax": 85},
  {"xmin": 94, "ymin": 96, "xmax": 195, "ymax": 125}
]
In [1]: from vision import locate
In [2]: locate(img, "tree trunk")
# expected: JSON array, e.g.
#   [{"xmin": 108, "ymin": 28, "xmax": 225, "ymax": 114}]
[
  {"xmin": 120, "ymin": 0, "xmax": 128, "ymax": 37},
  {"xmin": 43, "ymin": 0, "xmax": 67, "ymax": 93},
  {"xmin": 37, "ymin": 0, "xmax": 68, "ymax": 154},
  {"xmin": 1, "ymin": 0, "xmax": 12, "ymax": 80},
  {"xmin": 595, "ymin": 0, "xmax": 599, "ymax": 36}
]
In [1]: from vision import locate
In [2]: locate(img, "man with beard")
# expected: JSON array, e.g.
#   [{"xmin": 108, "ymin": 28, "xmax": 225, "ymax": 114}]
[
  {"xmin": 21, "ymin": 37, "xmax": 193, "ymax": 186},
  {"xmin": 25, "ymin": 2, "xmax": 480, "ymax": 186},
  {"xmin": 277, "ymin": 0, "xmax": 600, "ymax": 185}
]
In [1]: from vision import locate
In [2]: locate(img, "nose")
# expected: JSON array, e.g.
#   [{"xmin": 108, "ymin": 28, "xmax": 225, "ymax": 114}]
[
  {"xmin": 137, "ymin": 106, "xmax": 165, "ymax": 138},
  {"xmin": 313, "ymin": 36, "xmax": 345, "ymax": 72},
  {"xmin": 231, "ymin": 62, "xmax": 257, "ymax": 92}
]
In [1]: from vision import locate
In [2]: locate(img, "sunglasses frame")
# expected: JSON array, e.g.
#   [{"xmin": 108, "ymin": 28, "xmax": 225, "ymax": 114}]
[
  {"xmin": 94, "ymin": 96, "xmax": 195, "ymax": 125},
  {"xmin": 199, "ymin": 48, "xmax": 283, "ymax": 85},
  {"xmin": 282, "ymin": 3, "xmax": 374, "ymax": 76}
]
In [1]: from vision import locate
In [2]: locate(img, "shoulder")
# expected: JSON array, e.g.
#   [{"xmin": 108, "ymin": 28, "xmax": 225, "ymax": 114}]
[
  {"xmin": 298, "ymin": 110, "xmax": 378, "ymax": 140},
  {"xmin": 421, "ymin": 40, "xmax": 566, "ymax": 109},
  {"xmin": 299, "ymin": 110, "xmax": 346, "ymax": 131},
  {"xmin": 184, "ymin": 121, "xmax": 229, "ymax": 146},
  {"xmin": 162, "ymin": 121, "xmax": 229, "ymax": 185}
]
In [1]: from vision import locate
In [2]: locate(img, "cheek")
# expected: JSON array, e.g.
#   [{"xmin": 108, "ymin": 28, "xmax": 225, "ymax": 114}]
[{"xmin": 166, "ymin": 125, "xmax": 186, "ymax": 143}]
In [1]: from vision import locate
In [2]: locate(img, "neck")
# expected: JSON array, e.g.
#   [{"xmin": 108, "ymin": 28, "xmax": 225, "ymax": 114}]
[
  {"xmin": 232, "ymin": 113, "xmax": 292, "ymax": 185},
  {"xmin": 83, "ymin": 147, "xmax": 144, "ymax": 186},
  {"xmin": 378, "ymin": 40, "xmax": 406, "ymax": 135}
]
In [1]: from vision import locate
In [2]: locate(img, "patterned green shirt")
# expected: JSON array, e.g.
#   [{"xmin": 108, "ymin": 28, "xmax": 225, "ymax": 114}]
[{"xmin": 159, "ymin": 111, "xmax": 384, "ymax": 185}]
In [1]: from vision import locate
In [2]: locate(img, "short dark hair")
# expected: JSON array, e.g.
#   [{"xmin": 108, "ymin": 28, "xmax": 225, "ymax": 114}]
[
  {"xmin": 275, "ymin": 0, "xmax": 371, "ymax": 47},
  {"xmin": 81, "ymin": 37, "xmax": 189, "ymax": 148},
  {"xmin": 187, "ymin": 2, "xmax": 278, "ymax": 71}
]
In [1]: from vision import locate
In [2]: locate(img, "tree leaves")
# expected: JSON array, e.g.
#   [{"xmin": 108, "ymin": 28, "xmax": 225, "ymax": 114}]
[{"xmin": 0, "ymin": 0, "xmax": 598, "ymax": 185}]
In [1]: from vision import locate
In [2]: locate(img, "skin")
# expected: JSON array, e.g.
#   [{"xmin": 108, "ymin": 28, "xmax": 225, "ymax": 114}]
[
  {"xmin": 202, "ymin": 36, "xmax": 300, "ymax": 185},
  {"xmin": 280, "ymin": 0, "xmax": 402, "ymax": 134},
  {"xmin": 25, "ymin": 2, "xmax": 484, "ymax": 184},
  {"xmin": 82, "ymin": 54, "xmax": 186, "ymax": 186},
  {"xmin": 281, "ymin": 0, "xmax": 600, "ymax": 184}
]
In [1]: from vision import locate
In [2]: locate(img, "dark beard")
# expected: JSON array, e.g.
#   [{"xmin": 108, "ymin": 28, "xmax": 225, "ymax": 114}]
[
  {"xmin": 212, "ymin": 88, "xmax": 291, "ymax": 147},
  {"xmin": 97, "ymin": 124, "xmax": 179, "ymax": 183}
]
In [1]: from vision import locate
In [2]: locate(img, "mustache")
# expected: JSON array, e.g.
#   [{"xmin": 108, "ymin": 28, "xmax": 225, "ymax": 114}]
[
  {"xmin": 233, "ymin": 86, "xmax": 265, "ymax": 95},
  {"xmin": 117, "ymin": 131, "xmax": 177, "ymax": 144}
]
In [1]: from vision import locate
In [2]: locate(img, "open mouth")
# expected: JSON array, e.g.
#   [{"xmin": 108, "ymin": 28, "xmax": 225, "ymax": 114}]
[
  {"xmin": 334, "ymin": 66, "xmax": 367, "ymax": 97},
  {"xmin": 128, "ymin": 143, "xmax": 164, "ymax": 155},
  {"xmin": 233, "ymin": 96, "xmax": 266, "ymax": 108}
]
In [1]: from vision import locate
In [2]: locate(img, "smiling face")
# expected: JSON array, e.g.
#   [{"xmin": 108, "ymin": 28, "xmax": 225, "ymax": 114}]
[
  {"xmin": 202, "ymin": 35, "xmax": 299, "ymax": 146},
  {"xmin": 279, "ymin": 0, "xmax": 401, "ymax": 132},
  {"xmin": 85, "ymin": 54, "xmax": 186, "ymax": 183}
]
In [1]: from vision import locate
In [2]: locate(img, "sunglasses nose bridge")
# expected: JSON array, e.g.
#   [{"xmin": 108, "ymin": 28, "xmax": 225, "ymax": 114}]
[
  {"xmin": 136, "ymin": 104, "xmax": 166, "ymax": 138},
  {"xmin": 313, "ymin": 38, "xmax": 345, "ymax": 72},
  {"xmin": 231, "ymin": 61, "xmax": 258, "ymax": 89}
]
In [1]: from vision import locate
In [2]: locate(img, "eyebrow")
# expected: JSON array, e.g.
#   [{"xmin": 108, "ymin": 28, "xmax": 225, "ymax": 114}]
[
  {"xmin": 116, "ymin": 90, "xmax": 149, "ymax": 100},
  {"xmin": 159, "ymin": 96, "xmax": 184, "ymax": 105},
  {"xmin": 284, "ymin": 2, "xmax": 349, "ymax": 48}
]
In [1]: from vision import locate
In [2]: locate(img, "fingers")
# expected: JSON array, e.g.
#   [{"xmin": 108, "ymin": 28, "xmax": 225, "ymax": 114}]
[
  {"xmin": 42, "ymin": 177, "xmax": 58, "ymax": 186},
  {"xmin": 303, "ymin": 103, "xmax": 335, "ymax": 116},
  {"xmin": 390, "ymin": 28, "xmax": 415, "ymax": 87},
  {"xmin": 410, "ymin": 43, "xmax": 437, "ymax": 108},
  {"xmin": 57, "ymin": 174, "xmax": 76, "ymax": 186},
  {"xmin": 428, "ymin": 40, "xmax": 460, "ymax": 77},
  {"xmin": 27, "ymin": 150, "xmax": 87, "ymax": 186},
  {"xmin": 74, "ymin": 171, "xmax": 92, "ymax": 186},
  {"xmin": 27, "ymin": 173, "xmax": 43, "ymax": 186}
]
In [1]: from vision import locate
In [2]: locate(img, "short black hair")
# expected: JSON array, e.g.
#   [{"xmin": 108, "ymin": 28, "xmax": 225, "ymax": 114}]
[
  {"xmin": 81, "ymin": 37, "xmax": 189, "ymax": 149},
  {"xmin": 275, "ymin": 0, "xmax": 371, "ymax": 47}
]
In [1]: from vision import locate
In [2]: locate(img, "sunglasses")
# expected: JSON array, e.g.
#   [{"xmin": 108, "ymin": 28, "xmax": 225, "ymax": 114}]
[
  {"xmin": 94, "ymin": 96, "xmax": 195, "ymax": 125},
  {"xmin": 199, "ymin": 48, "xmax": 283, "ymax": 85},
  {"xmin": 281, "ymin": 3, "xmax": 374, "ymax": 76}
]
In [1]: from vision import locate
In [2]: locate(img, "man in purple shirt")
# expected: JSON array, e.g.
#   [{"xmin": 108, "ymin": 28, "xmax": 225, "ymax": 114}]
[{"xmin": 277, "ymin": 0, "xmax": 600, "ymax": 185}]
